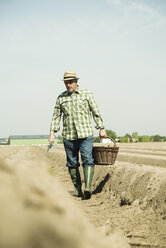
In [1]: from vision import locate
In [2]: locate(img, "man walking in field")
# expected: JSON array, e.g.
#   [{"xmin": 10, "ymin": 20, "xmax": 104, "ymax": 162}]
[{"xmin": 49, "ymin": 71, "xmax": 106, "ymax": 199}]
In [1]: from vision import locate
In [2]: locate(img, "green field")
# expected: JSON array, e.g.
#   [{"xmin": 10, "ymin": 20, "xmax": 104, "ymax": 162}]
[{"xmin": 10, "ymin": 138, "xmax": 49, "ymax": 145}]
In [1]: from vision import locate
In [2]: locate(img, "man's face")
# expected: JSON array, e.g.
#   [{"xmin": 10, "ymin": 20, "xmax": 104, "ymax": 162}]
[{"xmin": 64, "ymin": 80, "xmax": 77, "ymax": 93}]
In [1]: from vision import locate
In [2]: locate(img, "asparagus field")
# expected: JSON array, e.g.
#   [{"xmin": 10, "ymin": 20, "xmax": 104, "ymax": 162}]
[{"xmin": 0, "ymin": 142, "xmax": 166, "ymax": 248}]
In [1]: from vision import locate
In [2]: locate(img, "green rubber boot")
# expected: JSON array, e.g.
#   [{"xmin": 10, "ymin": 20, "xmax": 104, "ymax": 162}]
[
  {"xmin": 68, "ymin": 168, "xmax": 83, "ymax": 197},
  {"xmin": 83, "ymin": 166, "xmax": 94, "ymax": 199}
]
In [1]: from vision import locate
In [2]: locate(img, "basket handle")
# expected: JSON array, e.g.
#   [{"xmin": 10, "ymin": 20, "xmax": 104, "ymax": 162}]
[{"xmin": 93, "ymin": 136, "xmax": 117, "ymax": 147}]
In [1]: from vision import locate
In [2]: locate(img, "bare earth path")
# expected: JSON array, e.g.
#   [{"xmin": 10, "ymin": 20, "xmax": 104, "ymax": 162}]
[
  {"xmin": 49, "ymin": 144, "xmax": 166, "ymax": 248},
  {"xmin": 0, "ymin": 143, "xmax": 166, "ymax": 248}
]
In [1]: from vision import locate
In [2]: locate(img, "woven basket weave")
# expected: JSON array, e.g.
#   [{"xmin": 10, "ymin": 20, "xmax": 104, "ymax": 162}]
[{"xmin": 92, "ymin": 136, "xmax": 119, "ymax": 165}]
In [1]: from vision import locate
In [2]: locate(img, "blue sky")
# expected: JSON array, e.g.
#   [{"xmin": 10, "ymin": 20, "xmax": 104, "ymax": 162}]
[{"xmin": 0, "ymin": 0, "xmax": 166, "ymax": 137}]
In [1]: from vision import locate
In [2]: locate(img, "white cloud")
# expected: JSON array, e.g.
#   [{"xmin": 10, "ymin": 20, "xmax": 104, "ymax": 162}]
[
  {"xmin": 130, "ymin": 2, "xmax": 166, "ymax": 24},
  {"xmin": 105, "ymin": 0, "xmax": 166, "ymax": 23}
]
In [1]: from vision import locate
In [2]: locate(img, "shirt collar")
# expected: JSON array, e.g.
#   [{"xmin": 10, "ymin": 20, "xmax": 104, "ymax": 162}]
[
  {"xmin": 65, "ymin": 87, "xmax": 80, "ymax": 96},
  {"xmin": 75, "ymin": 87, "xmax": 80, "ymax": 94}
]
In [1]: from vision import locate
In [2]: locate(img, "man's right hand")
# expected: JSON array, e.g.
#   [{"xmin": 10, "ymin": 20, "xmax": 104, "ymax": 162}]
[
  {"xmin": 99, "ymin": 128, "xmax": 107, "ymax": 138},
  {"xmin": 49, "ymin": 131, "xmax": 55, "ymax": 144}
]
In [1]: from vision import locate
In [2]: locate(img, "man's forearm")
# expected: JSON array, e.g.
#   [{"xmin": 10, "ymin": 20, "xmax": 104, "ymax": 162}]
[{"xmin": 49, "ymin": 130, "xmax": 55, "ymax": 143}]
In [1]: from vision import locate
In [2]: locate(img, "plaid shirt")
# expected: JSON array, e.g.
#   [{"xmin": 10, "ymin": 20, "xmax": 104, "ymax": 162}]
[{"xmin": 50, "ymin": 88, "xmax": 104, "ymax": 140}]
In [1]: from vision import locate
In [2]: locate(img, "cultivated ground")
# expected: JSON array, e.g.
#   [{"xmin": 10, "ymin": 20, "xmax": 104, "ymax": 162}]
[{"xmin": 0, "ymin": 142, "xmax": 166, "ymax": 248}]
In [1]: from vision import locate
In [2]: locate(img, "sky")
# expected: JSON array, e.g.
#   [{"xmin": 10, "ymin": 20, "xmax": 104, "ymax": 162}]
[{"xmin": 0, "ymin": 0, "xmax": 166, "ymax": 137}]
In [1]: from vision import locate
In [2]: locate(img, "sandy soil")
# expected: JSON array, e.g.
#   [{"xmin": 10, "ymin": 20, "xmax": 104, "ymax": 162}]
[{"xmin": 0, "ymin": 143, "xmax": 166, "ymax": 248}]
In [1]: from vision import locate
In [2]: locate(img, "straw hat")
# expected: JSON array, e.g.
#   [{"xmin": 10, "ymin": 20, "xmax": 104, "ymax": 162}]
[{"xmin": 62, "ymin": 71, "xmax": 79, "ymax": 81}]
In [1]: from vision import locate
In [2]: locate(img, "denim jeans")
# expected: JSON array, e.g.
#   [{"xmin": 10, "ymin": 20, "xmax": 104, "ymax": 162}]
[{"xmin": 63, "ymin": 135, "xmax": 94, "ymax": 168}]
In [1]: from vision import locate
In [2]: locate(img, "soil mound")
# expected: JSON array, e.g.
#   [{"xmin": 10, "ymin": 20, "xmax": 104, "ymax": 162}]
[
  {"xmin": 0, "ymin": 146, "xmax": 129, "ymax": 248},
  {"xmin": 49, "ymin": 144, "xmax": 166, "ymax": 247}
]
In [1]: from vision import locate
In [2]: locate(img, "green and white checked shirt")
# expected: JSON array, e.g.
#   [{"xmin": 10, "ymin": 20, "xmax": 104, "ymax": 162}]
[{"xmin": 50, "ymin": 88, "xmax": 104, "ymax": 140}]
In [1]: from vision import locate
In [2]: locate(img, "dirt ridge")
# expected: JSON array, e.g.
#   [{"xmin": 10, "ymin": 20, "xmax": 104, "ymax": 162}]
[{"xmin": 0, "ymin": 144, "xmax": 166, "ymax": 247}]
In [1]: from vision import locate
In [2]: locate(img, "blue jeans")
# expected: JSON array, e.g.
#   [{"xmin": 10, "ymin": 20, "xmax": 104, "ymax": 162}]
[{"xmin": 63, "ymin": 135, "xmax": 94, "ymax": 168}]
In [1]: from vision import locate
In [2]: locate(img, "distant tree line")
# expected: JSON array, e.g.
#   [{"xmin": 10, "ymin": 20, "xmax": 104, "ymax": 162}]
[
  {"xmin": 56, "ymin": 130, "xmax": 166, "ymax": 143},
  {"xmin": 106, "ymin": 130, "xmax": 166, "ymax": 143}
]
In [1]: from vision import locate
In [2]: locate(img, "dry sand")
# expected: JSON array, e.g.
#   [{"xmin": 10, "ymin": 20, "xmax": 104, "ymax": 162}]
[{"xmin": 0, "ymin": 143, "xmax": 166, "ymax": 248}]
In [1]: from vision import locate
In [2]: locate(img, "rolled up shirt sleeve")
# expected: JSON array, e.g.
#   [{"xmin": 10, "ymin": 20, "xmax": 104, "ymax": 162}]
[
  {"xmin": 88, "ymin": 92, "xmax": 105, "ymax": 130},
  {"xmin": 50, "ymin": 97, "xmax": 62, "ymax": 132}
]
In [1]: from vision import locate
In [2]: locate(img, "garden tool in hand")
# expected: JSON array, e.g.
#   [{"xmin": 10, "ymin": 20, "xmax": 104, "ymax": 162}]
[{"xmin": 47, "ymin": 142, "xmax": 56, "ymax": 153}]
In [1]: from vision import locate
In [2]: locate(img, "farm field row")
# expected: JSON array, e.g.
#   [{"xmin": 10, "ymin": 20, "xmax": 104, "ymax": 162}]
[
  {"xmin": 0, "ymin": 144, "xmax": 166, "ymax": 248},
  {"xmin": 117, "ymin": 142, "xmax": 166, "ymax": 168},
  {"xmin": 47, "ymin": 143, "xmax": 166, "ymax": 247}
]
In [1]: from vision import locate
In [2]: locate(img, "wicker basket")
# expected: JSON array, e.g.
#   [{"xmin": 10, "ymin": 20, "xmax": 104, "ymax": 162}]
[{"xmin": 92, "ymin": 136, "xmax": 119, "ymax": 165}]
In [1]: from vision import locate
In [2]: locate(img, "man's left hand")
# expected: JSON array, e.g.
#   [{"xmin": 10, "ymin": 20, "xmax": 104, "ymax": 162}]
[{"xmin": 99, "ymin": 128, "xmax": 107, "ymax": 137}]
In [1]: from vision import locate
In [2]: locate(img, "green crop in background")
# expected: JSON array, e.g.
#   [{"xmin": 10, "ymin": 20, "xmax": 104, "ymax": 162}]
[{"xmin": 10, "ymin": 139, "xmax": 57, "ymax": 146}]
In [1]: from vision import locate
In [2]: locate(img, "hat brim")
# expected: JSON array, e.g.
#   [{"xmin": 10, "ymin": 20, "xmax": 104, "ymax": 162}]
[{"xmin": 62, "ymin": 77, "xmax": 79, "ymax": 81}]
